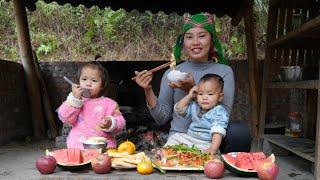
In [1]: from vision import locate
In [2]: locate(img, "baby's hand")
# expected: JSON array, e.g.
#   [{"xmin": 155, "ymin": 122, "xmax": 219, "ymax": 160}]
[
  {"xmin": 203, "ymin": 147, "xmax": 216, "ymax": 155},
  {"xmin": 72, "ymin": 84, "xmax": 82, "ymax": 99},
  {"xmin": 99, "ymin": 116, "xmax": 112, "ymax": 129},
  {"xmin": 188, "ymin": 86, "xmax": 198, "ymax": 99}
]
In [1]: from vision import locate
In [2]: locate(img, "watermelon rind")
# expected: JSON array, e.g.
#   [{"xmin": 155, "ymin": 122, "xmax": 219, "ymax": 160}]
[
  {"xmin": 221, "ymin": 152, "xmax": 275, "ymax": 177},
  {"xmin": 45, "ymin": 149, "xmax": 100, "ymax": 171},
  {"xmin": 56, "ymin": 162, "xmax": 91, "ymax": 171}
]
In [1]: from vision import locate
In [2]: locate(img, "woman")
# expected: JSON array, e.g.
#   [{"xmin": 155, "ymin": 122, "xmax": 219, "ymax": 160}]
[{"xmin": 134, "ymin": 13, "xmax": 251, "ymax": 153}]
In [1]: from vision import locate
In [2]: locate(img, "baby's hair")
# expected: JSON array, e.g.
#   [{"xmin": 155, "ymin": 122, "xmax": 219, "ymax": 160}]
[
  {"xmin": 199, "ymin": 73, "xmax": 224, "ymax": 91},
  {"xmin": 77, "ymin": 62, "xmax": 109, "ymax": 88}
]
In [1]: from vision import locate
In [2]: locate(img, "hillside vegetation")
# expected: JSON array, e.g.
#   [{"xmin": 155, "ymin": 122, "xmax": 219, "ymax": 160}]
[{"xmin": 0, "ymin": 0, "xmax": 268, "ymax": 61}]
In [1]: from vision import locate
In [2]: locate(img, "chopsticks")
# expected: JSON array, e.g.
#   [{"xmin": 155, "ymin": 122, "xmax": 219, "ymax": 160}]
[{"xmin": 131, "ymin": 61, "xmax": 172, "ymax": 80}]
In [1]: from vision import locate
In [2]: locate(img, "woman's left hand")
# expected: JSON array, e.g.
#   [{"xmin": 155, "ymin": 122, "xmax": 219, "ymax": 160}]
[{"xmin": 168, "ymin": 73, "xmax": 195, "ymax": 92}]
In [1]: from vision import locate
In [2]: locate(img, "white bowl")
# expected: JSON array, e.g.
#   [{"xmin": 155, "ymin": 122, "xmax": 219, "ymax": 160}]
[
  {"xmin": 83, "ymin": 137, "xmax": 107, "ymax": 152},
  {"xmin": 280, "ymin": 66, "xmax": 302, "ymax": 81},
  {"xmin": 167, "ymin": 70, "xmax": 188, "ymax": 82}
]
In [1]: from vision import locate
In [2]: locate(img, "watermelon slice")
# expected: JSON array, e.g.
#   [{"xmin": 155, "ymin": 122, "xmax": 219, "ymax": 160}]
[
  {"xmin": 221, "ymin": 152, "xmax": 275, "ymax": 177},
  {"xmin": 50, "ymin": 149, "xmax": 68, "ymax": 164},
  {"xmin": 67, "ymin": 148, "xmax": 83, "ymax": 164},
  {"xmin": 46, "ymin": 148, "xmax": 101, "ymax": 171},
  {"xmin": 235, "ymin": 152, "xmax": 255, "ymax": 170}
]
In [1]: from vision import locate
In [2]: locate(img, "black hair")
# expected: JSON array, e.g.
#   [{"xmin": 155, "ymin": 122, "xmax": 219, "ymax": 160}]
[
  {"xmin": 199, "ymin": 73, "xmax": 224, "ymax": 91},
  {"xmin": 77, "ymin": 62, "xmax": 109, "ymax": 88}
]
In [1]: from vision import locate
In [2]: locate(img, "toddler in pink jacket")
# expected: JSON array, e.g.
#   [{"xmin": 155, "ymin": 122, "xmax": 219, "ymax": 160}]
[{"xmin": 57, "ymin": 62, "xmax": 126, "ymax": 149}]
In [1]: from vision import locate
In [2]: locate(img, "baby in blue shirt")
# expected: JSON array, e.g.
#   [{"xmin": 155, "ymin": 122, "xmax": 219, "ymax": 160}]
[{"xmin": 165, "ymin": 73, "xmax": 229, "ymax": 155}]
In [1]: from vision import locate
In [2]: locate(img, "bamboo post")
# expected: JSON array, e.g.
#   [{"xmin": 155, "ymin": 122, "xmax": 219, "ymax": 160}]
[
  {"xmin": 13, "ymin": 0, "xmax": 46, "ymax": 139},
  {"xmin": 243, "ymin": 1, "xmax": 260, "ymax": 139}
]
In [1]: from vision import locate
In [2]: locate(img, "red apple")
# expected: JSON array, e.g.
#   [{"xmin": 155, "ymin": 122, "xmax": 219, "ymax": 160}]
[
  {"xmin": 257, "ymin": 161, "xmax": 279, "ymax": 180},
  {"xmin": 91, "ymin": 154, "xmax": 112, "ymax": 174},
  {"xmin": 204, "ymin": 158, "xmax": 225, "ymax": 179},
  {"xmin": 35, "ymin": 155, "xmax": 57, "ymax": 174}
]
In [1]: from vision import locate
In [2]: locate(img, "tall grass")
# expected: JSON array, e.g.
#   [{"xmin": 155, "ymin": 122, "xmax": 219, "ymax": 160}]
[{"xmin": 0, "ymin": 0, "xmax": 267, "ymax": 61}]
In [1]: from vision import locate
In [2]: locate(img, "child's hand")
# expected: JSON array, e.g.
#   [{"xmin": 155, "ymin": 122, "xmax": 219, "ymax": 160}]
[
  {"xmin": 72, "ymin": 84, "xmax": 82, "ymax": 99},
  {"xmin": 188, "ymin": 86, "xmax": 198, "ymax": 99},
  {"xmin": 203, "ymin": 147, "xmax": 217, "ymax": 155},
  {"xmin": 99, "ymin": 116, "xmax": 112, "ymax": 129}
]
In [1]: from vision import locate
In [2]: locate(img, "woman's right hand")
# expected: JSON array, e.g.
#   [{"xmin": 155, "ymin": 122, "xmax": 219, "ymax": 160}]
[
  {"xmin": 72, "ymin": 84, "xmax": 82, "ymax": 99},
  {"xmin": 134, "ymin": 70, "xmax": 153, "ymax": 90}
]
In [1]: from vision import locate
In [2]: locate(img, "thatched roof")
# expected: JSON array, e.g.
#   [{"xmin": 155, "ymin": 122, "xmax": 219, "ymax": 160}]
[{"xmin": 24, "ymin": 0, "xmax": 251, "ymax": 24}]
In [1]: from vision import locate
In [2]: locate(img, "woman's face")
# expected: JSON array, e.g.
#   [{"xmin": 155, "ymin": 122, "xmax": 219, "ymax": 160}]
[{"xmin": 183, "ymin": 27, "xmax": 212, "ymax": 62}]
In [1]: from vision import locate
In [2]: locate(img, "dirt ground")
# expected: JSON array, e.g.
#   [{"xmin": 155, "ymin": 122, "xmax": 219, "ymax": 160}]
[{"xmin": 0, "ymin": 140, "xmax": 314, "ymax": 180}]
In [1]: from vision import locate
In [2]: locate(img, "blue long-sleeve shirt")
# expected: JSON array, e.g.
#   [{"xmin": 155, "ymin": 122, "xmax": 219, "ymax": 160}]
[{"xmin": 177, "ymin": 101, "xmax": 229, "ymax": 141}]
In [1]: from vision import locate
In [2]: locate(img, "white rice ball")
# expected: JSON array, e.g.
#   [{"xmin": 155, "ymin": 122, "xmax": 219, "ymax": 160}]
[{"xmin": 167, "ymin": 70, "xmax": 188, "ymax": 82}]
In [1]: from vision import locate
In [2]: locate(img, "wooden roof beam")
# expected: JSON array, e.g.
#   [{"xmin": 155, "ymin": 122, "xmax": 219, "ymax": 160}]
[{"xmin": 270, "ymin": 0, "xmax": 317, "ymax": 8}]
